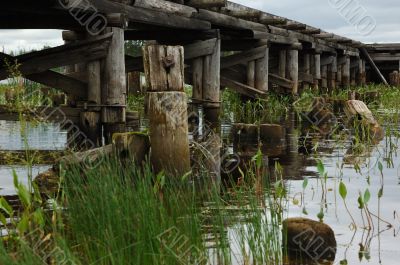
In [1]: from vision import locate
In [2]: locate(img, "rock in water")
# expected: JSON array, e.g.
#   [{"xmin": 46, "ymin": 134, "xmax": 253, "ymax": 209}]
[{"xmin": 283, "ymin": 218, "xmax": 337, "ymax": 262}]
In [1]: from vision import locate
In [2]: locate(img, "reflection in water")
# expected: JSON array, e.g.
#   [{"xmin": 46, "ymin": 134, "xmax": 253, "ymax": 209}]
[
  {"xmin": 216, "ymin": 109, "xmax": 400, "ymax": 265},
  {"xmin": 0, "ymin": 120, "xmax": 67, "ymax": 150}
]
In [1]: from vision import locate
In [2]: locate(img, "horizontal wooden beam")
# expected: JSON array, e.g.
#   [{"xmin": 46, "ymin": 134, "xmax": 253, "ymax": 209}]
[
  {"xmin": 0, "ymin": 33, "xmax": 113, "ymax": 80},
  {"xmin": 269, "ymin": 73, "xmax": 294, "ymax": 89},
  {"xmin": 124, "ymin": 29, "xmax": 219, "ymax": 41},
  {"xmin": 221, "ymin": 75, "xmax": 266, "ymax": 98},
  {"xmin": 221, "ymin": 45, "xmax": 268, "ymax": 69}
]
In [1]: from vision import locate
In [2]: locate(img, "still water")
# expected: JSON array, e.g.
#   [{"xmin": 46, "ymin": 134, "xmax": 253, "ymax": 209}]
[{"xmin": 0, "ymin": 120, "xmax": 67, "ymax": 196}]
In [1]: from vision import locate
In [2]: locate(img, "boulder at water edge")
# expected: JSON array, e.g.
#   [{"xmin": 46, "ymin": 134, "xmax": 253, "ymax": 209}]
[{"xmin": 283, "ymin": 217, "xmax": 337, "ymax": 262}]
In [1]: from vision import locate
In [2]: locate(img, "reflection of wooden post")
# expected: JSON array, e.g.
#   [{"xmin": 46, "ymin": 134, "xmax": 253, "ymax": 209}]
[
  {"xmin": 255, "ymin": 45, "xmax": 269, "ymax": 92},
  {"xmin": 287, "ymin": 46, "xmax": 299, "ymax": 95},
  {"xmin": 101, "ymin": 27, "xmax": 127, "ymax": 144},
  {"xmin": 143, "ymin": 45, "xmax": 190, "ymax": 177}
]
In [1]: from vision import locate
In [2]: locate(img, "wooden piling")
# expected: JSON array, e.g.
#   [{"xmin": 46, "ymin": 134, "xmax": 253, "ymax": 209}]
[
  {"xmin": 255, "ymin": 45, "xmax": 269, "ymax": 92},
  {"xmin": 287, "ymin": 47, "xmax": 299, "ymax": 95},
  {"xmin": 247, "ymin": 60, "xmax": 255, "ymax": 87},
  {"xmin": 192, "ymin": 57, "xmax": 203, "ymax": 102},
  {"xmin": 279, "ymin": 49, "xmax": 287, "ymax": 78},
  {"xmin": 101, "ymin": 27, "xmax": 127, "ymax": 143},
  {"xmin": 313, "ymin": 52, "xmax": 321, "ymax": 90},
  {"xmin": 143, "ymin": 44, "xmax": 190, "ymax": 177},
  {"xmin": 342, "ymin": 56, "xmax": 351, "ymax": 88}
]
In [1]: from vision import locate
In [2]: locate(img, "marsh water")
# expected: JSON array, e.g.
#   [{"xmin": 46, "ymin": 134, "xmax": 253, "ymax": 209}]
[
  {"xmin": 0, "ymin": 120, "xmax": 66, "ymax": 196},
  {"xmin": 0, "ymin": 111, "xmax": 399, "ymax": 264}
]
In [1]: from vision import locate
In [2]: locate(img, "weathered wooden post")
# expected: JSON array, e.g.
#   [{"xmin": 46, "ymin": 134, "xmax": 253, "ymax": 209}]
[
  {"xmin": 313, "ymin": 51, "xmax": 321, "ymax": 90},
  {"xmin": 337, "ymin": 64, "xmax": 342, "ymax": 88},
  {"xmin": 202, "ymin": 38, "xmax": 221, "ymax": 183},
  {"xmin": 101, "ymin": 27, "xmax": 127, "ymax": 143},
  {"xmin": 203, "ymin": 38, "xmax": 221, "ymax": 126},
  {"xmin": 80, "ymin": 58, "xmax": 101, "ymax": 146},
  {"xmin": 302, "ymin": 53, "xmax": 311, "ymax": 91},
  {"xmin": 327, "ymin": 55, "xmax": 337, "ymax": 92},
  {"xmin": 287, "ymin": 44, "xmax": 300, "ymax": 95},
  {"xmin": 247, "ymin": 60, "xmax": 255, "ymax": 88},
  {"xmin": 127, "ymin": 72, "xmax": 141, "ymax": 95},
  {"xmin": 143, "ymin": 45, "xmax": 191, "ymax": 177},
  {"xmin": 342, "ymin": 56, "xmax": 351, "ymax": 87},
  {"xmin": 356, "ymin": 57, "xmax": 363, "ymax": 86},
  {"xmin": 255, "ymin": 44, "xmax": 269, "ymax": 92},
  {"xmin": 321, "ymin": 63, "xmax": 328, "ymax": 90}
]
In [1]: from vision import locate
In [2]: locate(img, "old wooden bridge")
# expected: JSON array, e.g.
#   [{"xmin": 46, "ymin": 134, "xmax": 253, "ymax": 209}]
[{"xmin": 2, "ymin": 0, "xmax": 400, "ymax": 177}]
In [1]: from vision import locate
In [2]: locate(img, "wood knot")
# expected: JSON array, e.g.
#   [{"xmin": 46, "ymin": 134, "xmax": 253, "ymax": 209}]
[{"xmin": 162, "ymin": 55, "xmax": 175, "ymax": 70}]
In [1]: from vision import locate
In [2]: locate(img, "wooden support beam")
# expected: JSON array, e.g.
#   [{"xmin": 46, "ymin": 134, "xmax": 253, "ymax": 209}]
[
  {"xmin": 186, "ymin": 0, "xmax": 227, "ymax": 8},
  {"xmin": 247, "ymin": 60, "xmax": 255, "ymax": 87},
  {"xmin": 132, "ymin": 0, "xmax": 196, "ymax": 17},
  {"xmin": 255, "ymin": 46, "xmax": 269, "ymax": 92},
  {"xmin": 101, "ymin": 28, "xmax": 126, "ymax": 143},
  {"xmin": 0, "ymin": 33, "xmax": 113, "ymax": 80},
  {"xmin": 203, "ymin": 38, "xmax": 221, "ymax": 109},
  {"xmin": 0, "ymin": 52, "xmax": 87, "ymax": 99},
  {"xmin": 279, "ymin": 50, "xmax": 287, "ymax": 78},
  {"xmin": 221, "ymin": 45, "xmax": 268, "ymax": 69},
  {"xmin": 342, "ymin": 56, "xmax": 351, "ymax": 87},
  {"xmin": 360, "ymin": 47, "xmax": 388, "ymax": 85},
  {"xmin": 269, "ymin": 73, "xmax": 294, "ymax": 90},
  {"xmin": 259, "ymin": 14, "xmax": 287, "ymax": 25},
  {"xmin": 287, "ymin": 49, "xmax": 299, "ymax": 94},
  {"xmin": 124, "ymin": 29, "xmax": 219, "ymax": 42},
  {"xmin": 221, "ymin": 8, "xmax": 261, "ymax": 19},
  {"xmin": 220, "ymin": 76, "xmax": 265, "ymax": 98},
  {"xmin": 313, "ymin": 52, "xmax": 321, "ymax": 90},
  {"xmin": 58, "ymin": 0, "xmax": 211, "ymax": 30},
  {"xmin": 192, "ymin": 57, "xmax": 203, "ymax": 101},
  {"xmin": 193, "ymin": 9, "xmax": 267, "ymax": 31}
]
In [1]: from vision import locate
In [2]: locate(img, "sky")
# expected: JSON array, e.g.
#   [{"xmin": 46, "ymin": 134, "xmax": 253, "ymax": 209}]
[{"xmin": 0, "ymin": 0, "xmax": 399, "ymax": 53}]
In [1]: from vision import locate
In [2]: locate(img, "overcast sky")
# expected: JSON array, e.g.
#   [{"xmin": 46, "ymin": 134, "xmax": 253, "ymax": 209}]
[{"xmin": 0, "ymin": 0, "xmax": 399, "ymax": 53}]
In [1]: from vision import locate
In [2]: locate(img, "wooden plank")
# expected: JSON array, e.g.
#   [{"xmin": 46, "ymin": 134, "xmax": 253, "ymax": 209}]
[
  {"xmin": 186, "ymin": 0, "xmax": 226, "ymax": 8},
  {"xmin": 132, "ymin": 0, "xmax": 196, "ymax": 17}
]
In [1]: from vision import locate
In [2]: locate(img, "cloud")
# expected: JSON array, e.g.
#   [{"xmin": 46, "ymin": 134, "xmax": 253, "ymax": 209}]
[{"xmin": 0, "ymin": 30, "xmax": 63, "ymax": 54}]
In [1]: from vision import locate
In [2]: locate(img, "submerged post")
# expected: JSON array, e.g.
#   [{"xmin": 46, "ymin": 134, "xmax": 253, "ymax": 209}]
[{"xmin": 143, "ymin": 45, "xmax": 191, "ymax": 177}]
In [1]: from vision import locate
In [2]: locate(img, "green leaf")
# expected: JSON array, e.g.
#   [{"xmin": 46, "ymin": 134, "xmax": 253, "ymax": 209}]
[
  {"xmin": 378, "ymin": 161, "xmax": 383, "ymax": 172},
  {"xmin": 33, "ymin": 209, "xmax": 45, "ymax": 227},
  {"xmin": 0, "ymin": 197, "xmax": 12, "ymax": 216},
  {"xmin": 339, "ymin": 181, "xmax": 347, "ymax": 200},
  {"xmin": 357, "ymin": 194, "xmax": 364, "ymax": 209},
  {"xmin": 317, "ymin": 208, "xmax": 324, "ymax": 222},
  {"xmin": 302, "ymin": 177, "xmax": 309, "ymax": 190},
  {"xmin": 0, "ymin": 212, "xmax": 7, "ymax": 227},
  {"xmin": 12, "ymin": 169, "xmax": 19, "ymax": 189},
  {"xmin": 363, "ymin": 189, "xmax": 371, "ymax": 204},
  {"xmin": 17, "ymin": 213, "xmax": 29, "ymax": 234},
  {"xmin": 378, "ymin": 187, "xmax": 383, "ymax": 198},
  {"xmin": 317, "ymin": 160, "xmax": 325, "ymax": 176},
  {"xmin": 17, "ymin": 184, "xmax": 31, "ymax": 209}
]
